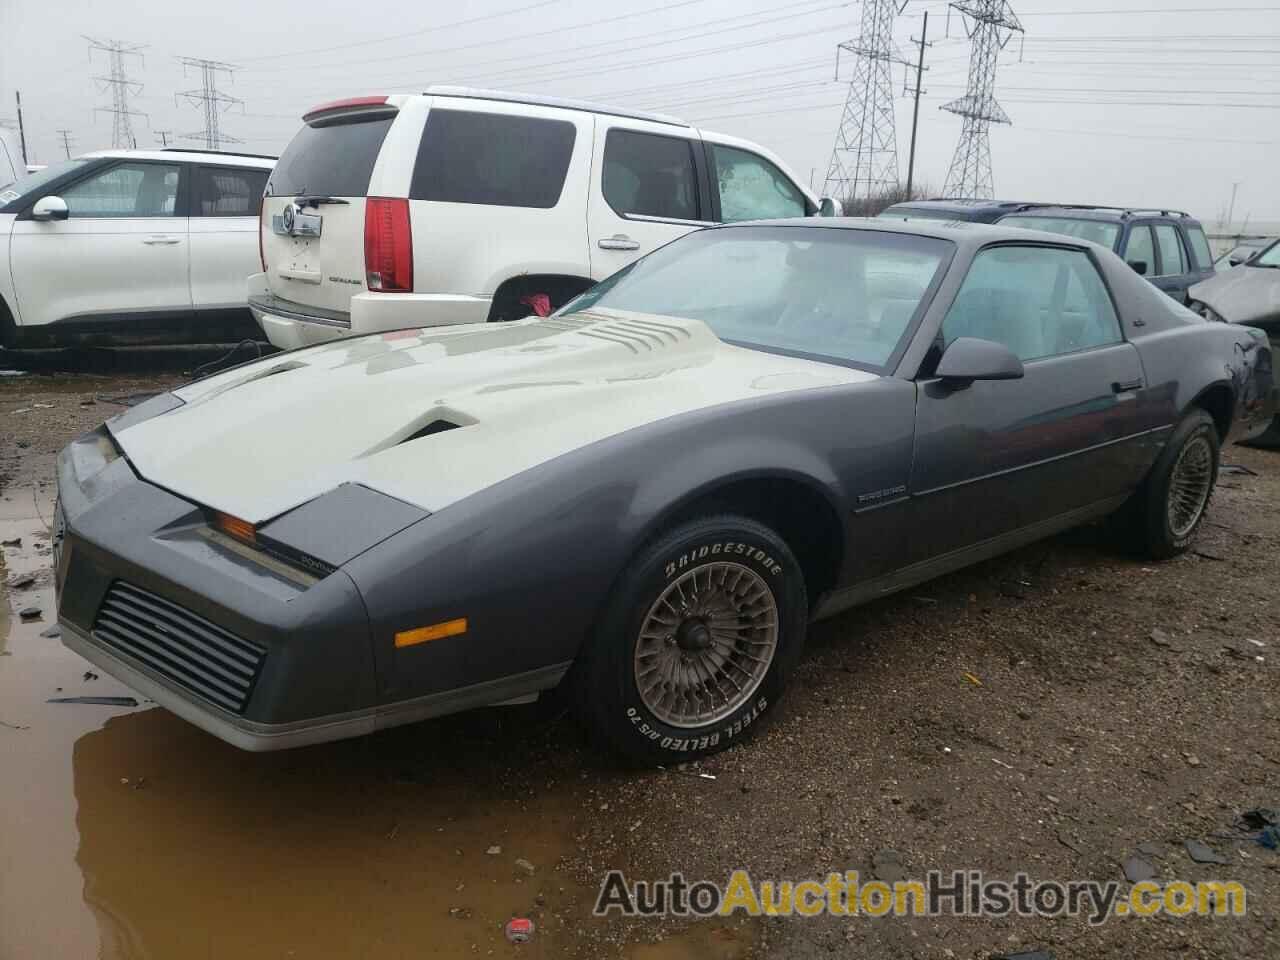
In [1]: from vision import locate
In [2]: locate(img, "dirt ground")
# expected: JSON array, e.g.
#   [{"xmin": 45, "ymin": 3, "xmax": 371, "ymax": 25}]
[{"xmin": 2, "ymin": 370, "xmax": 1277, "ymax": 960}]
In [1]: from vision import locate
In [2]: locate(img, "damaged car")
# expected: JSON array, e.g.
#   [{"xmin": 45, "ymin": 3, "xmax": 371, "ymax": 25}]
[
  {"xmin": 1190, "ymin": 238, "xmax": 1280, "ymax": 443},
  {"xmin": 55, "ymin": 219, "xmax": 1275, "ymax": 765}
]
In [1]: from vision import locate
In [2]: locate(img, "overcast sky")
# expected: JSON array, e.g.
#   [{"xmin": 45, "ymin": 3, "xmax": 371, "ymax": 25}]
[{"xmin": 1, "ymin": 0, "xmax": 1277, "ymax": 229}]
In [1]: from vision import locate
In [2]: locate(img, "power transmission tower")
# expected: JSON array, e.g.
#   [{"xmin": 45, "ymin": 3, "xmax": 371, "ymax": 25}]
[
  {"xmin": 940, "ymin": 1, "xmax": 1023, "ymax": 199},
  {"xmin": 86, "ymin": 37, "xmax": 148, "ymax": 149},
  {"xmin": 57, "ymin": 129, "xmax": 75, "ymax": 159},
  {"xmin": 175, "ymin": 58, "xmax": 243, "ymax": 151},
  {"xmin": 823, "ymin": 0, "xmax": 912, "ymax": 203}
]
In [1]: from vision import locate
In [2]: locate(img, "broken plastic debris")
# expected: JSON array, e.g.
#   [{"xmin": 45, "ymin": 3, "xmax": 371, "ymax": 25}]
[
  {"xmin": 1184, "ymin": 839, "xmax": 1229, "ymax": 865},
  {"xmin": 47, "ymin": 696, "xmax": 139, "ymax": 707}
]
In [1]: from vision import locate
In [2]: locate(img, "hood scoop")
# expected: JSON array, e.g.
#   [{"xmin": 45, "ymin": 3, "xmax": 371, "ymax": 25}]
[
  {"xmin": 399, "ymin": 418, "xmax": 461, "ymax": 443},
  {"xmin": 357, "ymin": 407, "xmax": 476, "ymax": 459}
]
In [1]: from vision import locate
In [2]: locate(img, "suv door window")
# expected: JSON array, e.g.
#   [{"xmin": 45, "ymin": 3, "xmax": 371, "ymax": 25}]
[
  {"xmin": 707, "ymin": 143, "xmax": 806, "ymax": 222},
  {"xmin": 195, "ymin": 166, "xmax": 268, "ymax": 216},
  {"xmin": 1186, "ymin": 225, "xmax": 1214, "ymax": 271},
  {"xmin": 1154, "ymin": 224, "xmax": 1187, "ymax": 276},
  {"xmin": 412, "ymin": 109, "xmax": 576, "ymax": 209},
  {"xmin": 61, "ymin": 162, "xmax": 180, "ymax": 217},
  {"xmin": 602, "ymin": 129, "xmax": 700, "ymax": 222},
  {"xmin": 942, "ymin": 245, "xmax": 1122, "ymax": 362},
  {"xmin": 1123, "ymin": 225, "xmax": 1156, "ymax": 275}
]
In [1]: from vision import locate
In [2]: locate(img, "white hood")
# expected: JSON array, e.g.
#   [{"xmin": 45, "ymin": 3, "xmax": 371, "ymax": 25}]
[{"xmin": 113, "ymin": 312, "xmax": 875, "ymax": 522}]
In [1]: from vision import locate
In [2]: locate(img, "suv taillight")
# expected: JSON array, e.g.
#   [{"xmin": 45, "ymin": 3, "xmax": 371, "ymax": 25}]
[{"xmin": 364, "ymin": 197, "xmax": 413, "ymax": 293}]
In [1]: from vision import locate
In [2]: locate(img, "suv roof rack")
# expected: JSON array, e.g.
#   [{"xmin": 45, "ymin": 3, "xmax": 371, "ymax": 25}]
[
  {"xmin": 423, "ymin": 85, "xmax": 689, "ymax": 129},
  {"xmin": 160, "ymin": 147, "xmax": 278, "ymax": 161},
  {"xmin": 1020, "ymin": 203, "xmax": 1191, "ymax": 219}
]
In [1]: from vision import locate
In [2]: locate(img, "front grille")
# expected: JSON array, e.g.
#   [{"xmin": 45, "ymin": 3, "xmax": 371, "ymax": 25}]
[{"xmin": 92, "ymin": 582, "xmax": 266, "ymax": 714}]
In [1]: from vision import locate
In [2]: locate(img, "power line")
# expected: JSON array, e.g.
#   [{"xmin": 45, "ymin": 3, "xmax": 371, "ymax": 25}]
[
  {"xmin": 942, "ymin": 0, "xmax": 1024, "ymax": 199},
  {"xmin": 238, "ymin": 0, "xmax": 570, "ymax": 63},
  {"xmin": 86, "ymin": 36, "xmax": 147, "ymax": 149},
  {"xmin": 56, "ymin": 129, "xmax": 74, "ymax": 158},
  {"xmin": 905, "ymin": 10, "xmax": 934, "ymax": 199},
  {"xmin": 175, "ymin": 58, "xmax": 242, "ymax": 150},
  {"xmin": 154, "ymin": 129, "xmax": 174, "ymax": 147}
]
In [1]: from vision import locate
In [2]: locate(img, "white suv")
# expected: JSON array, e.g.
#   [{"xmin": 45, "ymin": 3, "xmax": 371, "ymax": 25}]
[
  {"xmin": 252, "ymin": 87, "xmax": 833, "ymax": 349},
  {"xmin": 0, "ymin": 149, "xmax": 274, "ymax": 349}
]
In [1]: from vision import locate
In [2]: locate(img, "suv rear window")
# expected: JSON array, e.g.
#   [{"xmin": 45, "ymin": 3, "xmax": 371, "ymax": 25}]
[
  {"xmin": 268, "ymin": 116, "xmax": 393, "ymax": 198},
  {"xmin": 411, "ymin": 109, "xmax": 575, "ymax": 209},
  {"xmin": 1000, "ymin": 215, "xmax": 1120, "ymax": 250}
]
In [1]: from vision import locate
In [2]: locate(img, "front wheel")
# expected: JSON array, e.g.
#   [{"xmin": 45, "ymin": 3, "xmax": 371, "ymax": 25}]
[
  {"xmin": 1123, "ymin": 408, "xmax": 1219, "ymax": 560},
  {"xmin": 571, "ymin": 515, "xmax": 807, "ymax": 766}
]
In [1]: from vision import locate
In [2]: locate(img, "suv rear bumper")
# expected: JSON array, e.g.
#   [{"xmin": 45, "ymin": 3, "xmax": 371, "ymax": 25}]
[{"xmin": 249, "ymin": 273, "xmax": 493, "ymax": 349}]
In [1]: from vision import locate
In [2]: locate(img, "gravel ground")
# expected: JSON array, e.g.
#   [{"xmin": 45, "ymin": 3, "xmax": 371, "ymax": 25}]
[{"xmin": 3, "ymin": 370, "xmax": 1277, "ymax": 960}]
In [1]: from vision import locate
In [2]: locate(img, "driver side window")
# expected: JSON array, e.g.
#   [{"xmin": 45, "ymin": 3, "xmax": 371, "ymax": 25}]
[
  {"xmin": 941, "ymin": 245, "xmax": 1122, "ymax": 363},
  {"xmin": 60, "ymin": 162, "xmax": 181, "ymax": 218}
]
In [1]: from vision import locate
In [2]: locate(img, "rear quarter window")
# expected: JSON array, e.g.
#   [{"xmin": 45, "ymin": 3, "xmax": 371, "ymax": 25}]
[
  {"xmin": 1186, "ymin": 225, "xmax": 1214, "ymax": 271},
  {"xmin": 411, "ymin": 109, "xmax": 576, "ymax": 209},
  {"xmin": 268, "ymin": 116, "xmax": 393, "ymax": 198}
]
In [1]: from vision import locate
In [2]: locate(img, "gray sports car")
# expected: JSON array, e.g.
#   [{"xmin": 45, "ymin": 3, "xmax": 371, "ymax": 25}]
[{"xmin": 55, "ymin": 219, "xmax": 1275, "ymax": 765}]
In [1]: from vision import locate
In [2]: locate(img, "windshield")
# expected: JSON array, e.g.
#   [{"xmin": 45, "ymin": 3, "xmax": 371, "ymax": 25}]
[
  {"xmin": 558, "ymin": 226, "xmax": 951, "ymax": 371},
  {"xmin": 1000, "ymin": 215, "xmax": 1121, "ymax": 250},
  {"xmin": 0, "ymin": 159, "xmax": 91, "ymax": 208},
  {"xmin": 1254, "ymin": 240, "xmax": 1280, "ymax": 268}
]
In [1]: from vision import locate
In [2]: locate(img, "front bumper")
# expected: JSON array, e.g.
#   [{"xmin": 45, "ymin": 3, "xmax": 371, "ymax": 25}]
[
  {"xmin": 248, "ymin": 273, "xmax": 492, "ymax": 350},
  {"xmin": 54, "ymin": 429, "xmax": 380, "ymax": 748}
]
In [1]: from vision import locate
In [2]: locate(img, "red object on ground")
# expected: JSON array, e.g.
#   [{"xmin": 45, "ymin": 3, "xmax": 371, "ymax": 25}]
[
  {"xmin": 505, "ymin": 917, "xmax": 535, "ymax": 943},
  {"xmin": 519, "ymin": 293, "xmax": 552, "ymax": 317}
]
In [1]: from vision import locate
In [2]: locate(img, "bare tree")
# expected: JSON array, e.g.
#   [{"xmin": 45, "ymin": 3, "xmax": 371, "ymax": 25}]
[{"xmin": 840, "ymin": 183, "xmax": 935, "ymax": 218}]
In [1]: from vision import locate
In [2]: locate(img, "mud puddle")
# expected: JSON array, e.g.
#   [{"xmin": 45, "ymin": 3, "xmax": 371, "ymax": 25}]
[{"xmin": 0, "ymin": 501, "xmax": 751, "ymax": 960}]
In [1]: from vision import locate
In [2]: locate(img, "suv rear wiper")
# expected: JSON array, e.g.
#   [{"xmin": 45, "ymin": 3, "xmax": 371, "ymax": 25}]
[{"xmin": 294, "ymin": 195, "xmax": 350, "ymax": 209}]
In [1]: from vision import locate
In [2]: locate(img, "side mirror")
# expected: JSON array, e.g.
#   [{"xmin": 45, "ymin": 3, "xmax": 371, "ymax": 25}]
[
  {"xmin": 1128, "ymin": 260, "xmax": 1148, "ymax": 276},
  {"xmin": 31, "ymin": 195, "xmax": 69, "ymax": 222},
  {"xmin": 817, "ymin": 197, "xmax": 841, "ymax": 218},
  {"xmin": 1228, "ymin": 256, "xmax": 1246, "ymax": 267},
  {"xmin": 935, "ymin": 337, "xmax": 1025, "ymax": 386}
]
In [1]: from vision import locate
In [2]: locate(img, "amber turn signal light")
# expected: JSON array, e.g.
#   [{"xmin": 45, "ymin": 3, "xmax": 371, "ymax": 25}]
[
  {"xmin": 214, "ymin": 512, "xmax": 257, "ymax": 545},
  {"xmin": 395, "ymin": 618, "xmax": 468, "ymax": 648}
]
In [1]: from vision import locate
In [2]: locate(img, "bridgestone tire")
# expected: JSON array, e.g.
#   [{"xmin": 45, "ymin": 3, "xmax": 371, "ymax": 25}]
[{"xmin": 572, "ymin": 515, "xmax": 807, "ymax": 766}]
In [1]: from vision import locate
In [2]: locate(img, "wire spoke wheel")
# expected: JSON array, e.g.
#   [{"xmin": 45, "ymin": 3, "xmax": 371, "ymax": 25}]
[
  {"xmin": 634, "ymin": 561, "xmax": 779, "ymax": 729},
  {"xmin": 1167, "ymin": 434, "xmax": 1214, "ymax": 539}
]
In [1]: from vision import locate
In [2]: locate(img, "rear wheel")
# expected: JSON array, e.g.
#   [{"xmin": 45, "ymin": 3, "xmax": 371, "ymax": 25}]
[
  {"xmin": 1121, "ymin": 408, "xmax": 1219, "ymax": 559},
  {"xmin": 571, "ymin": 515, "xmax": 806, "ymax": 765}
]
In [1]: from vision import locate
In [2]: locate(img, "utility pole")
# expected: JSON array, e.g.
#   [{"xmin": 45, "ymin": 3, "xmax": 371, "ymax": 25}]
[
  {"xmin": 823, "ymin": 0, "xmax": 913, "ymax": 203},
  {"xmin": 56, "ymin": 129, "xmax": 75, "ymax": 159},
  {"xmin": 86, "ymin": 37, "xmax": 148, "ymax": 149},
  {"xmin": 155, "ymin": 129, "xmax": 173, "ymax": 147},
  {"xmin": 1225, "ymin": 182, "xmax": 1240, "ymax": 234},
  {"xmin": 176, "ymin": 57, "xmax": 243, "ymax": 151},
  {"xmin": 940, "ymin": 1, "xmax": 1023, "ymax": 199},
  {"xmin": 14, "ymin": 92, "xmax": 28, "ymax": 165},
  {"xmin": 904, "ymin": 10, "xmax": 931, "ymax": 200}
]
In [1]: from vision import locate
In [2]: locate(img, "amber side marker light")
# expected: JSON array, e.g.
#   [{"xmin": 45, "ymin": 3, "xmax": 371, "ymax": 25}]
[
  {"xmin": 214, "ymin": 512, "xmax": 257, "ymax": 545},
  {"xmin": 395, "ymin": 618, "xmax": 468, "ymax": 648}
]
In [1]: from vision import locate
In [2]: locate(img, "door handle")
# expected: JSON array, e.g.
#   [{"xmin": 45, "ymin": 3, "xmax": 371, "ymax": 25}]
[
  {"xmin": 1112, "ymin": 378, "xmax": 1144, "ymax": 394},
  {"xmin": 143, "ymin": 236, "xmax": 181, "ymax": 245},
  {"xmin": 598, "ymin": 234, "xmax": 640, "ymax": 252}
]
